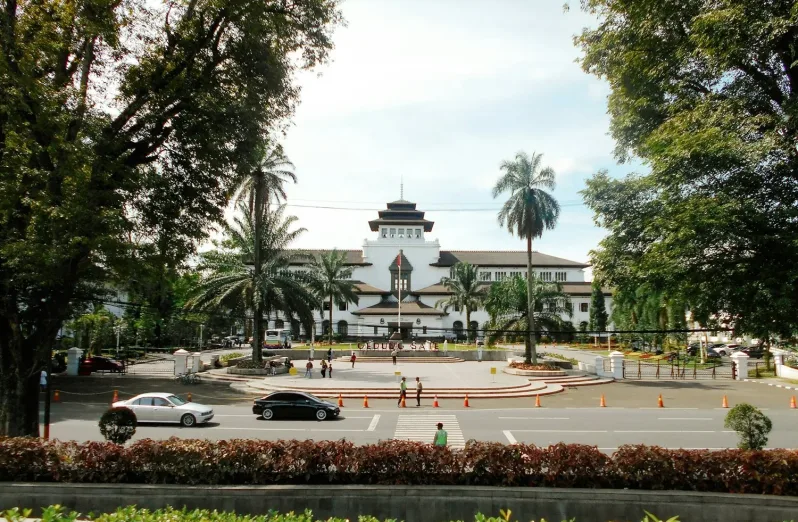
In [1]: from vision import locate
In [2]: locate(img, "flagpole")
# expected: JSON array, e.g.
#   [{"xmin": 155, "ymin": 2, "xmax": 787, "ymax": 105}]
[{"xmin": 397, "ymin": 249, "xmax": 402, "ymax": 341}]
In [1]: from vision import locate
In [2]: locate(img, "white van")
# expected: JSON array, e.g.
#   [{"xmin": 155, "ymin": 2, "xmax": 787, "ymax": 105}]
[{"xmin": 265, "ymin": 328, "xmax": 292, "ymax": 349}]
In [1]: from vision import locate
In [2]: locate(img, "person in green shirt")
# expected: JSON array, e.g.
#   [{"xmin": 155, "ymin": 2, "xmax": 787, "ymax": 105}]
[
  {"xmin": 398, "ymin": 376, "xmax": 407, "ymax": 406},
  {"xmin": 434, "ymin": 422, "xmax": 448, "ymax": 447}
]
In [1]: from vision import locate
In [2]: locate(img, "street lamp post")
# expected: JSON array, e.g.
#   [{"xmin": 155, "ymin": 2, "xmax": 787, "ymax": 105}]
[{"xmin": 199, "ymin": 324, "xmax": 204, "ymax": 350}]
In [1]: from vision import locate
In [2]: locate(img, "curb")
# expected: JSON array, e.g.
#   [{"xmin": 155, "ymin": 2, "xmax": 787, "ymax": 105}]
[{"xmin": 743, "ymin": 378, "xmax": 798, "ymax": 391}]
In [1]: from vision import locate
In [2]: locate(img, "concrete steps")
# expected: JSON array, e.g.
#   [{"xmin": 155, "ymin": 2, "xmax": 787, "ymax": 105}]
[
  {"xmin": 335, "ymin": 356, "xmax": 465, "ymax": 363},
  {"xmin": 527, "ymin": 374, "xmax": 614, "ymax": 386}
]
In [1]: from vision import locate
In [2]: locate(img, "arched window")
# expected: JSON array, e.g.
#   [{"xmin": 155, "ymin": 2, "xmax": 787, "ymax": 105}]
[
  {"xmin": 468, "ymin": 321, "xmax": 479, "ymax": 338},
  {"xmin": 452, "ymin": 321, "xmax": 463, "ymax": 339},
  {"xmin": 275, "ymin": 319, "xmax": 284, "ymax": 329},
  {"xmin": 337, "ymin": 320, "xmax": 348, "ymax": 337},
  {"xmin": 322, "ymin": 320, "xmax": 330, "ymax": 335}
]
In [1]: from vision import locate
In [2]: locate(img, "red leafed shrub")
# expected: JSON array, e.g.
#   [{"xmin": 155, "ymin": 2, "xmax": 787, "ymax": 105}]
[{"xmin": 2, "ymin": 438, "xmax": 798, "ymax": 495}]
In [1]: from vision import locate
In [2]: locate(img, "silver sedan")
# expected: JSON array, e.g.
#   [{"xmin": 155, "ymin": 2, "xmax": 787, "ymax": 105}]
[{"xmin": 112, "ymin": 392, "xmax": 214, "ymax": 427}]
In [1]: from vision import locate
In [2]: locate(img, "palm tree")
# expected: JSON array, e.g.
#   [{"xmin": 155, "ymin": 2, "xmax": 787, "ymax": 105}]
[
  {"xmin": 187, "ymin": 202, "xmax": 319, "ymax": 362},
  {"xmin": 231, "ymin": 143, "xmax": 297, "ymax": 358},
  {"xmin": 308, "ymin": 250, "xmax": 360, "ymax": 345},
  {"xmin": 492, "ymin": 151, "xmax": 560, "ymax": 364},
  {"xmin": 434, "ymin": 262, "xmax": 486, "ymax": 344},
  {"xmin": 485, "ymin": 274, "xmax": 572, "ymax": 349}
]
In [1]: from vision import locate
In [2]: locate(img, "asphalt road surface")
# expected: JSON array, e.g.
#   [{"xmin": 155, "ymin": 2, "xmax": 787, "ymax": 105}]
[{"xmin": 44, "ymin": 403, "xmax": 797, "ymax": 451}]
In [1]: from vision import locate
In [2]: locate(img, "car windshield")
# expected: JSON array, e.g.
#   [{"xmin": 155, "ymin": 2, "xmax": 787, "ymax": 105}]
[{"xmin": 167, "ymin": 395, "xmax": 187, "ymax": 406}]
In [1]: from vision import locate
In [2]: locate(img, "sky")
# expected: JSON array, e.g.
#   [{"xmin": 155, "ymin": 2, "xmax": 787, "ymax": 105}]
[{"xmin": 276, "ymin": 0, "xmax": 642, "ymax": 268}]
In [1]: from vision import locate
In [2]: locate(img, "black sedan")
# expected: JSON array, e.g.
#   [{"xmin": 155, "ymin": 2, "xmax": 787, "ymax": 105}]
[{"xmin": 252, "ymin": 391, "xmax": 340, "ymax": 421}]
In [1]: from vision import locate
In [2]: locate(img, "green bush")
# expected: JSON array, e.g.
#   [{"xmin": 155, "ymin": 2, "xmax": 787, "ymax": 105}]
[
  {"xmin": 0, "ymin": 506, "xmax": 682, "ymax": 522},
  {"xmin": 98, "ymin": 407, "xmax": 137, "ymax": 445},
  {"xmin": 220, "ymin": 352, "xmax": 245, "ymax": 363},
  {"xmin": 724, "ymin": 403, "xmax": 773, "ymax": 450},
  {"xmin": 1, "ymin": 438, "xmax": 797, "ymax": 495}
]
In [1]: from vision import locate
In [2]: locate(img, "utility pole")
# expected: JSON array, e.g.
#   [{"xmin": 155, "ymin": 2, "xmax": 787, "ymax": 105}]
[
  {"xmin": 199, "ymin": 324, "xmax": 204, "ymax": 349},
  {"xmin": 115, "ymin": 324, "xmax": 122, "ymax": 359}
]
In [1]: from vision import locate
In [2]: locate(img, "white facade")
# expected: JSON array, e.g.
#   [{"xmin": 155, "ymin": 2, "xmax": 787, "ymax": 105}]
[{"xmin": 277, "ymin": 199, "xmax": 612, "ymax": 340}]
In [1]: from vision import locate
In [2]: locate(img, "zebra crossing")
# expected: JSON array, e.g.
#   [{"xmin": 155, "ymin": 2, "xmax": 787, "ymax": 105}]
[{"xmin": 393, "ymin": 414, "xmax": 466, "ymax": 449}]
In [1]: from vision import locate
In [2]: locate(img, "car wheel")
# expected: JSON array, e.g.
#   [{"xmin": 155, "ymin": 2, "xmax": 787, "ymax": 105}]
[
  {"xmin": 180, "ymin": 413, "xmax": 196, "ymax": 427},
  {"xmin": 261, "ymin": 408, "xmax": 274, "ymax": 420},
  {"xmin": 316, "ymin": 409, "xmax": 327, "ymax": 421}
]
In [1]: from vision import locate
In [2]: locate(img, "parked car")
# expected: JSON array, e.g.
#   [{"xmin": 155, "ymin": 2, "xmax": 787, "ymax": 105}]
[
  {"xmin": 713, "ymin": 344, "xmax": 742, "ymax": 356},
  {"xmin": 706, "ymin": 351, "xmax": 721, "ymax": 360},
  {"xmin": 742, "ymin": 347, "xmax": 764, "ymax": 359},
  {"xmin": 252, "ymin": 391, "xmax": 340, "ymax": 421},
  {"xmin": 112, "ymin": 392, "xmax": 214, "ymax": 427},
  {"xmin": 80, "ymin": 356, "xmax": 124, "ymax": 373}
]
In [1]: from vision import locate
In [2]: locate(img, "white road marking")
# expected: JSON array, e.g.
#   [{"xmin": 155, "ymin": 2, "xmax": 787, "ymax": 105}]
[
  {"xmin": 499, "ymin": 416, "xmax": 570, "ymax": 420},
  {"xmin": 394, "ymin": 414, "xmax": 465, "ymax": 449},
  {"xmin": 512, "ymin": 430, "xmax": 608, "ymax": 433},
  {"xmin": 208, "ymin": 426, "xmax": 365, "ymax": 432},
  {"xmin": 367, "ymin": 414, "xmax": 381, "ymax": 432},
  {"xmin": 615, "ymin": 430, "xmax": 736, "ymax": 434},
  {"xmin": 658, "ymin": 417, "xmax": 713, "ymax": 421},
  {"xmin": 503, "ymin": 430, "xmax": 517, "ymax": 444}
]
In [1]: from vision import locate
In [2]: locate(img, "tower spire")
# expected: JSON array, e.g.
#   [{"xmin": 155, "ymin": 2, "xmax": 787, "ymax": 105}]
[{"xmin": 400, "ymin": 173, "xmax": 404, "ymax": 200}]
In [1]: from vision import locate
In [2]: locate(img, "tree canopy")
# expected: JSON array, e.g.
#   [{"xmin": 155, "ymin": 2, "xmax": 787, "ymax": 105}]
[
  {"xmin": 435, "ymin": 262, "xmax": 485, "ymax": 343},
  {"xmin": 0, "ymin": 0, "xmax": 342, "ymax": 436},
  {"xmin": 576, "ymin": 0, "xmax": 798, "ymax": 340},
  {"xmin": 308, "ymin": 249, "xmax": 359, "ymax": 345}
]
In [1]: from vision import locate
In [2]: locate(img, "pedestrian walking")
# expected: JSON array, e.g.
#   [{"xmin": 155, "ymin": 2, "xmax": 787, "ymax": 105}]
[
  {"xmin": 269, "ymin": 360, "xmax": 277, "ymax": 376},
  {"xmin": 391, "ymin": 348, "xmax": 397, "ymax": 365},
  {"xmin": 327, "ymin": 348, "xmax": 333, "ymax": 363},
  {"xmin": 40, "ymin": 370, "xmax": 48, "ymax": 392},
  {"xmin": 328, "ymin": 362, "xmax": 333, "ymax": 378},
  {"xmin": 398, "ymin": 376, "xmax": 407, "ymax": 406},
  {"xmin": 321, "ymin": 359, "xmax": 327, "ymax": 378},
  {"xmin": 350, "ymin": 351, "xmax": 357, "ymax": 368},
  {"xmin": 415, "ymin": 376, "xmax": 423, "ymax": 407},
  {"xmin": 433, "ymin": 423, "xmax": 448, "ymax": 447},
  {"xmin": 305, "ymin": 358, "xmax": 313, "ymax": 378}
]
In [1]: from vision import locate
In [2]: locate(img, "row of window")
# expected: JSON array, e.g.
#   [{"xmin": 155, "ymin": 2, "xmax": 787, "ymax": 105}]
[
  {"xmin": 322, "ymin": 301, "xmax": 349, "ymax": 311},
  {"xmin": 474, "ymin": 270, "xmax": 569, "ymax": 282},
  {"xmin": 299, "ymin": 300, "xmax": 590, "ymax": 317},
  {"xmin": 381, "ymin": 227, "xmax": 422, "ymax": 239}
]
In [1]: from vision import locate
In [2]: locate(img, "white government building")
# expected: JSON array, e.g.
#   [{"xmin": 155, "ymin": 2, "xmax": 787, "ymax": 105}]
[{"xmin": 274, "ymin": 199, "xmax": 612, "ymax": 341}]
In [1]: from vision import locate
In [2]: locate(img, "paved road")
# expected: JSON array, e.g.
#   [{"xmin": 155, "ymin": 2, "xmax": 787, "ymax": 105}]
[{"xmin": 44, "ymin": 403, "xmax": 798, "ymax": 451}]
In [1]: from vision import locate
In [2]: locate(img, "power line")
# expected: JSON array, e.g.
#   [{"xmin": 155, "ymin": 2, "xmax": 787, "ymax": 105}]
[{"xmin": 283, "ymin": 202, "xmax": 586, "ymax": 212}]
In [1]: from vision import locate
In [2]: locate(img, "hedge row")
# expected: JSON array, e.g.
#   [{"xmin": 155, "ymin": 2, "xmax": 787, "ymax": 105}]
[
  {"xmin": 1, "ymin": 438, "xmax": 797, "ymax": 495},
  {"xmin": 1, "ymin": 506, "xmax": 679, "ymax": 522}
]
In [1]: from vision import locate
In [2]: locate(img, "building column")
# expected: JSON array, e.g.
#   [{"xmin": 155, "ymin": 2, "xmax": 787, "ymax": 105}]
[{"xmin": 609, "ymin": 350, "xmax": 625, "ymax": 380}]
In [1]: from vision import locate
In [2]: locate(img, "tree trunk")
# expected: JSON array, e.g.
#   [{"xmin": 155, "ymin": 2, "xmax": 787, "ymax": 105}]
[
  {"xmin": 526, "ymin": 236, "xmax": 536, "ymax": 364},
  {"xmin": 465, "ymin": 309, "xmax": 471, "ymax": 345},
  {"xmin": 252, "ymin": 172, "xmax": 264, "ymax": 363},
  {"xmin": 328, "ymin": 295, "xmax": 333, "ymax": 346}
]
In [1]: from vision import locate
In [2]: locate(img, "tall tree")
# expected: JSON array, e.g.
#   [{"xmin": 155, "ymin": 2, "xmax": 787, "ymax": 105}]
[
  {"xmin": 308, "ymin": 250, "xmax": 359, "ymax": 345},
  {"xmin": 231, "ymin": 143, "xmax": 297, "ymax": 357},
  {"xmin": 434, "ymin": 262, "xmax": 486, "ymax": 344},
  {"xmin": 485, "ymin": 274, "xmax": 572, "ymax": 347},
  {"xmin": 0, "ymin": 0, "xmax": 341, "ymax": 436},
  {"xmin": 186, "ymin": 203, "xmax": 319, "ymax": 362},
  {"xmin": 492, "ymin": 152, "xmax": 560, "ymax": 363},
  {"xmin": 576, "ymin": 0, "xmax": 798, "ymax": 343},
  {"xmin": 589, "ymin": 282, "xmax": 608, "ymax": 346}
]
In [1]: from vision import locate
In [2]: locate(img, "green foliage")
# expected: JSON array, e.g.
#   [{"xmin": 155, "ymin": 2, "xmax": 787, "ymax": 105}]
[
  {"xmin": 98, "ymin": 408, "xmax": 137, "ymax": 445},
  {"xmin": 0, "ymin": 506, "xmax": 682, "ymax": 522},
  {"xmin": 724, "ymin": 403, "xmax": 773, "ymax": 450},
  {"xmin": 220, "ymin": 352, "xmax": 245, "ymax": 363},
  {"xmin": 435, "ymin": 262, "xmax": 487, "ymax": 343},
  {"xmin": 187, "ymin": 203, "xmax": 320, "ymax": 362},
  {"xmin": 576, "ymin": 1, "xmax": 798, "ymax": 341},
  {"xmin": 492, "ymin": 151, "xmax": 560, "ymax": 364},
  {"xmin": 65, "ymin": 305, "xmax": 118, "ymax": 354},
  {"xmin": 308, "ymin": 249, "xmax": 359, "ymax": 346},
  {"xmin": 588, "ymin": 282, "xmax": 608, "ymax": 336},
  {"xmin": 3, "ymin": 438, "xmax": 796, "ymax": 495},
  {"xmin": 0, "ymin": 0, "xmax": 343, "ymax": 436},
  {"xmin": 485, "ymin": 275, "xmax": 572, "ymax": 349}
]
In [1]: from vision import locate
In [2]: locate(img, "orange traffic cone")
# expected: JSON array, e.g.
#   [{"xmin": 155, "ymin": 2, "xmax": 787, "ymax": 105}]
[
  {"xmin": 401, "ymin": 396, "xmax": 407, "ymax": 408},
  {"xmin": 535, "ymin": 394, "xmax": 541, "ymax": 408},
  {"xmin": 338, "ymin": 393, "xmax": 344, "ymax": 407},
  {"xmin": 53, "ymin": 390, "xmax": 60, "ymax": 403},
  {"xmin": 463, "ymin": 394, "xmax": 470, "ymax": 407},
  {"xmin": 433, "ymin": 395, "xmax": 439, "ymax": 408},
  {"xmin": 658, "ymin": 394, "xmax": 664, "ymax": 408},
  {"xmin": 600, "ymin": 394, "xmax": 606, "ymax": 407},
  {"xmin": 363, "ymin": 395, "xmax": 369, "ymax": 408},
  {"xmin": 790, "ymin": 396, "xmax": 796, "ymax": 409},
  {"xmin": 111, "ymin": 389, "xmax": 118, "ymax": 403},
  {"xmin": 722, "ymin": 395, "xmax": 729, "ymax": 408},
  {"xmin": 187, "ymin": 392, "xmax": 192, "ymax": 402}
]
